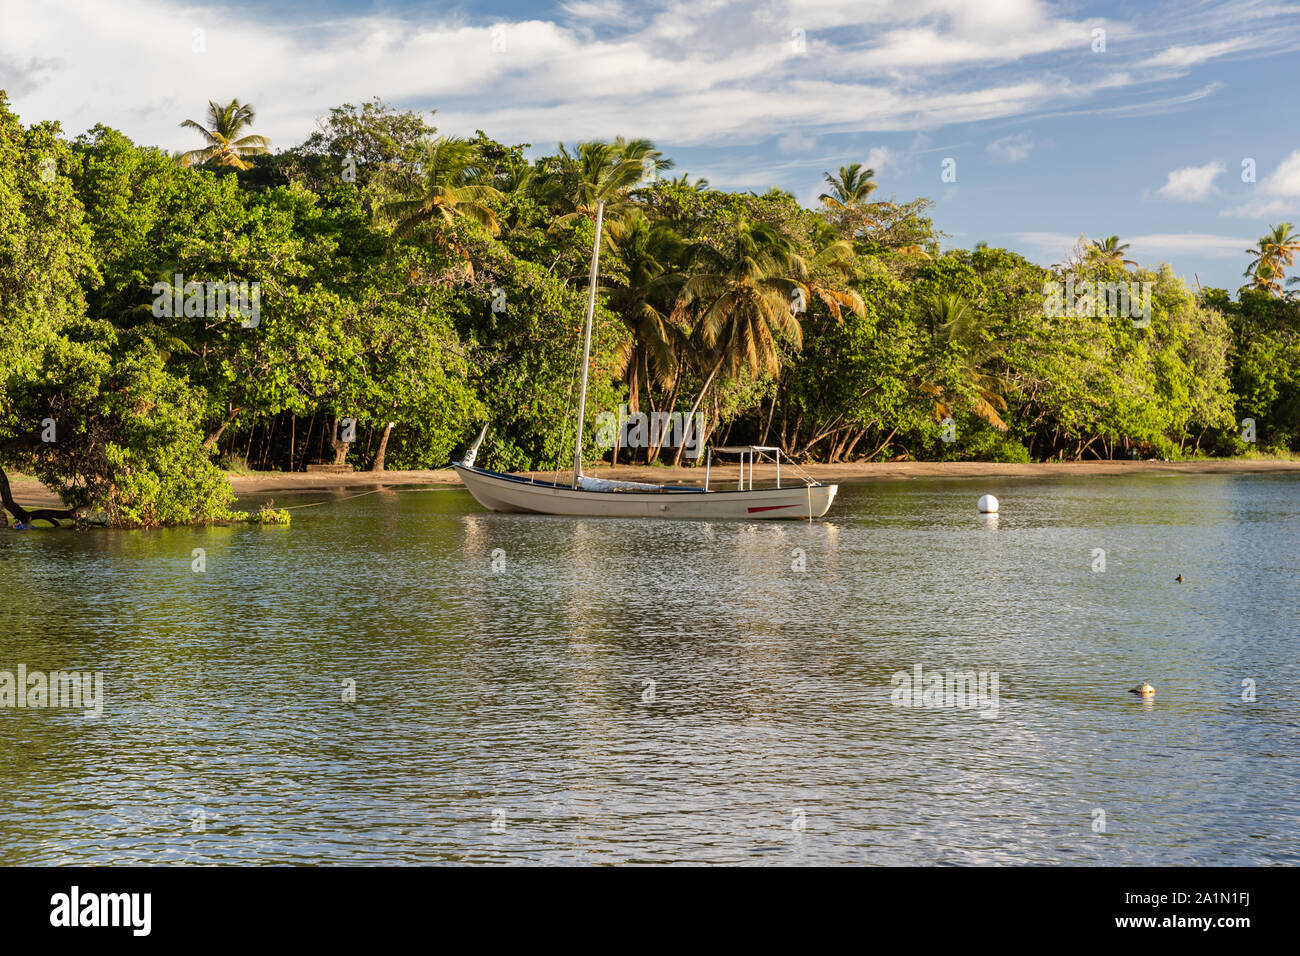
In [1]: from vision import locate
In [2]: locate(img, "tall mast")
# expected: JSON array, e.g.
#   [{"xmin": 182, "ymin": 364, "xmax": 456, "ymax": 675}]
[{"xmin": 572, "ymin": 199, "xmax": 605, "ymax": 487}]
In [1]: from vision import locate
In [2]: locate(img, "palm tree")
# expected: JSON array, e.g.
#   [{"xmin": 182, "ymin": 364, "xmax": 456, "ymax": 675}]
[
  {"xmin": 1245, "ymin": 222, "xmax": 1300, "ymax": 291},
  {"xmin": 1086, "ymin": 236, "xmax": 1137, "ymax": 269},
  {"xmin": 799, "ymin": 238, "xmax": 866, "ymax": 320},
  {"xmin": 1243, "ymin": 258, "xmax": 1284, "ymax": 294},
  {"xmin": 666, "ymin": 173, "xmax": 710, "ymax": 192},
  {"xmin": 669, "ymin": 221, "xmax": 809, "ymax": 463},
  {"xmin": 541, "ymin": 137, "xmax": 672, "ymax": 228},
  {"xmin": 383, "ymin": 137, "xmax": 503, "ymax": 240},
  {"xmin": 917, "ymin": 293, "xmax": 1012, "ymax": 432},
  {"xmin": 819, "ymin": 163, "xmax": 877, "ymax": 212},
  {"xmin": 603, "ymin": 211, "xmax": 688, "ymax": 419},
  {"xmin": 179, "ymin": 100, "xmax": 271, "ymax": 170},
  {"xmin": 1257, "ymin": 222, "xmax": 1300, "ymax": 266},
  {"xmin": 494, "ymin": 163, "xmax": 534, "ymax": 198},
  {"xmin": 677, "ymin": 220, "xmax": 807, "ymax": 379}
]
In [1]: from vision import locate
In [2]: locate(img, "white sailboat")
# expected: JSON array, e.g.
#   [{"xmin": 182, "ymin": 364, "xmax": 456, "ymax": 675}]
[{"xmin": 453, "ymin": 200, "xmax": 838, "ymax": 520}]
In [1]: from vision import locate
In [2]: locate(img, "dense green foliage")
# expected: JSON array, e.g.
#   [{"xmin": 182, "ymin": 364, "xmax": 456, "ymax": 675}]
[{"xmin": 2, "ymin": 91, "xmax": 1298, "ymax": 527}]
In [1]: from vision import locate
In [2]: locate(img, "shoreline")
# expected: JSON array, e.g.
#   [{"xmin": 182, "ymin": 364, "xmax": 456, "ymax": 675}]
[{"xmin": 7, "ymin": 458, "xmax": 1300, "ymax": 509}]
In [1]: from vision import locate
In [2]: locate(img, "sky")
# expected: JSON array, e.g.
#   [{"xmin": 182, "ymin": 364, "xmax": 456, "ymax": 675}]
[{"xmin": 2, "ymin": 0, "xmax": 1299, "ymax": 291}]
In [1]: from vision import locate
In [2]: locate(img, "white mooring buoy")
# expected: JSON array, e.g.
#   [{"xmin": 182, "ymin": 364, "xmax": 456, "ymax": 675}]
[{"xmin": 978, "ymin": 494, "xmax": 999, "ymax": 514}]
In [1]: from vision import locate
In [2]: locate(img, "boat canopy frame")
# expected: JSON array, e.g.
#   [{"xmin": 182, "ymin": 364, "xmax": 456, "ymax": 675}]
[{"xmin": 704, "ymin": 445, "xmax": 821, "ymax": 492}]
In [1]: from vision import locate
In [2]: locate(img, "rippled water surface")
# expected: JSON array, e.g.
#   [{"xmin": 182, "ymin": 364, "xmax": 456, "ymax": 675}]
[{"xmin": 1, "ymin": 474, "xmax": 1298, "ymax": 864}]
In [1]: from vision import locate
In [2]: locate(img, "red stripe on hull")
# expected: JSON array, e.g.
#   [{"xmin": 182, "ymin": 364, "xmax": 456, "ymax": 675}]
[{"xmin": 747, "ymin": 504, "xmax": 796, "ymax": 513}]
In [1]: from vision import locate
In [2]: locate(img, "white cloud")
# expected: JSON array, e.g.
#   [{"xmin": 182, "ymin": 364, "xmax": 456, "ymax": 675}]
[
  {"xmin": 1221, "ymin": 149, "xmax": 1300, "ymax": 218},
  {"xmin": 560, "ymin": 1, "xmax": 638, "ymax": 26},
  {"xmin": 1015, "ymin": 230, "xmax": 1254, "ymax": 261},
  {"xmin": 1030, "ymin": 82, "xmax": 1224, "ymax": 121},
  {"xmin": 1138, "ymin": 37, "xmax": 1252, "ymax": 70},
  {"xmin": 778, "ymin": 130, "xmax": 818, "ymax": 154},
  {"xmin": 1012, "ymin": 231, "xmax": 1083, "ymax": 262},
  {"xmin": 986, "ymin": 133, "xmax": 1032, "ymax": 162},
  {"xmin": 1260, "ymin": 150, "xmax": 1300, "ymax": 199},
  {"xmin": 0, "ymin": 0, "xmax": 1293, "ymax": 159},
  {"xmin": 1125, "ymin": 233, "xmax": 1254, "ymax": 257},
  {"xmin": 1155, "ymin": 161, "xmax": 1225, "ymax": 201},
  {"xmin": 865, "ymin": 146, "xmax": 895, "ymax": 175}
]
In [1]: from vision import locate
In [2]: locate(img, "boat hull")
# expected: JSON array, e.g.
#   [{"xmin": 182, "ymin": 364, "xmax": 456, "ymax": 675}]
[{"xmin": 453, "ymin": 464, "xmax": 836, "ymax": 519}]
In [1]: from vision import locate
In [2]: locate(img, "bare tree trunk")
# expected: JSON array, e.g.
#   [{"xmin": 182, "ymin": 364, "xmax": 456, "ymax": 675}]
[
  {"xmin": 298, "ymin": 411, "xmax": 318, "ymax": 470},
  {"xmin": 842, "ymin": 427, "xmax": 868, "ymax": 461},
  {"xmin": 203, "ymin": 405, "xmax": 243, "ymax": 450},
  {"xmin": 371, "ymin": 422, "xmax": 395, "ymax": 472},
  {"xmin": 260, "ymin": 414, "xmax": 279, "ymax": 470},
  {"xmin": 328, "ymin": 414, "xmax": 349, "ymax": 466},
  {"xmin": 866, "ymin": 427, "xmax": 898, "ymax": 461}
]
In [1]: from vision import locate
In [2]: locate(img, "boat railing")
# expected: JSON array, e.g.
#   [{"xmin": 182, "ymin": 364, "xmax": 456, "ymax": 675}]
[{"xmin": 704, "ymin": 446, "xmax": 820, "ymax": 492}]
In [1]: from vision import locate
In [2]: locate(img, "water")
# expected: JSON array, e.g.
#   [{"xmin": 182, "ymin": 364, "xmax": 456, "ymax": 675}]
[{"xmin": 1, "ymin": 474, "xmax": 1297, "ymax": 865}]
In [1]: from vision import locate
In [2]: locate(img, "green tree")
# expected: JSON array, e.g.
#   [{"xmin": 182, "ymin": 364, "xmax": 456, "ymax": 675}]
[{"xmin": 0, "ymin": 97, "xmax": 268, "ymax": 527}]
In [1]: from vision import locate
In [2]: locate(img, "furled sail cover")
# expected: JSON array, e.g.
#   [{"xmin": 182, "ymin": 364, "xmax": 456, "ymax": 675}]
[{"xmin": 576, "ymin": 475, "xmax": 663, "ymax": 492}]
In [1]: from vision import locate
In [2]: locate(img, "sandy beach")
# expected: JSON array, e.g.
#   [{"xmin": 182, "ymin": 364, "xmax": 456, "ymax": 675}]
[{"xmin": 6, "ymin": 458, "xmax": 1300, "ymax": 510}]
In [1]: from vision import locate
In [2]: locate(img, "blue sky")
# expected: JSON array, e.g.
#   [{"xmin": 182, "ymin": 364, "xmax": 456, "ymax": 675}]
[{"xmin": 3, "ymin": 0, "xmax": 1299, "ymax": 290}]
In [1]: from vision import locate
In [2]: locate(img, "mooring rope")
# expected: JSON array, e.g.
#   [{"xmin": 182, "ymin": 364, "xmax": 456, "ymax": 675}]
[{"xmin": 279, "ymin": 488, "xmax": 387, "ymax": 510}]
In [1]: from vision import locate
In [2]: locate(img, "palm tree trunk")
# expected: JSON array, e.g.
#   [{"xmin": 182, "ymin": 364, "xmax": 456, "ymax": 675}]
[
  {"xmin": 673, "ymin": 355, "xmax": 725, "ymax": 466},
  {"xmin": 760, "ymin": 391, "xmax": 778, "ymax": 445},
  {"xmin": 619, "ymin": 356, "xmax": 640, "ymax": 466},
  {"xmin": 628, "ymin": 354, "xmax": 640, "ymax": 415},
  {"xmin": 648, "ymin": 373, "xmax": 681, "ymax": 462}
]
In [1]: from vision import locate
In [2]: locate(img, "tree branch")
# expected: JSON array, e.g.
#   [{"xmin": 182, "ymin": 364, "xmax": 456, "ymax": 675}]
[{"xmin": 0, "ymin": 465, "xmax": 79, "ymax": 527}]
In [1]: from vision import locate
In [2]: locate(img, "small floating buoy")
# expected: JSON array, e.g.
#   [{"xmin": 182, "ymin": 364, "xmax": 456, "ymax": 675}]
[
  {"xmin": 1129, "ymin": 681, "xmax": 1155, "ymax": 698},
  {"xmin": 978, "ymin": 494, "xmax": 999, "ymax": 514},
  {"xmin": 1175, "ymin": 574, "xmax": 1185, "ymax": 583}
]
